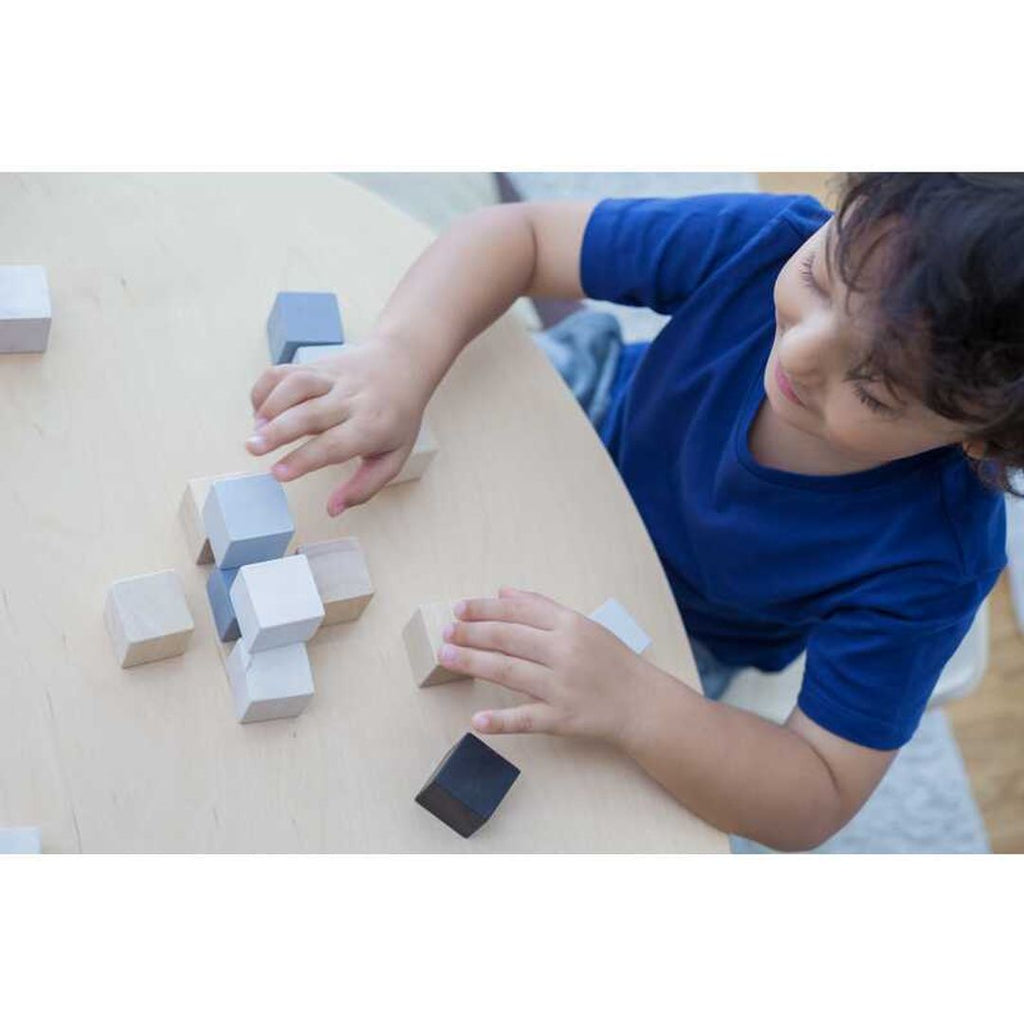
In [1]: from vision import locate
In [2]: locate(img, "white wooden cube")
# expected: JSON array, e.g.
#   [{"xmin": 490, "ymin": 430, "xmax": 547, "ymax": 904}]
[
  {"xmin": 403, "ymin": 602, "xmax": 469, "ymax": 687},
  {"xmin": 226, "ymin": 640, "xmax": 314, "ymax": 723},
  {"xmin": 389, "ymin": 422, "xmax": 439, "ymax": 485},
  {"xmin": 0, "ymin": 826, "xmax": 42, "ymax": 854},
  {"xmin": 296, "ymin": 537, "xmax": 374, "ymax": 625},
  {"xmin": 589, "ymin": 598, "xmax": 651, "ymax": 655},
  {"xmin": 0, "ymin": 265, "xmax": 51, "ymax": 353},
  {"xmin": 230, "ymin": 555, "xmax": 324, "ymax": 652},
  {"xmin": 105, "ymin": 570, "xmax": 195, "ymax": 668}
]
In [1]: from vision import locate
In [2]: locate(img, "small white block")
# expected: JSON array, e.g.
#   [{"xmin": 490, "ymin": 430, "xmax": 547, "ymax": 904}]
[
  {"xmin": 403, "ymin": 602, "xmax": 469, "ymax": 687},
  {"xmin": 291, "ymin": 344, "xmax": 345, "ymax": 364},
  {"xmin": 0, "ymin": 265, "xmax": 51, "ymax": 353},
  {"xmin": 226, "ymin": 639, "xmax": 315, "ymax": 723},
  {"xmin": 0, "ymin": 827, "xmax": 42, "ymax": 854},
  {"xmin": 589, "ymin": 598, "xmax": 651, "ymax": 655},
  {"xmin": 296, "ymin": 537, "xmax": 374, "ymax": 625},
  {"xmin": 105, "ymin": 570, "xmax": 195, "ymax": 668},
  {"xmin": 389, "ymin": 422, "xmax": 439, "ymax": 485},
  {"xmin": 230, "ymin": 555, "xmax": 325, "ymax": 652}
]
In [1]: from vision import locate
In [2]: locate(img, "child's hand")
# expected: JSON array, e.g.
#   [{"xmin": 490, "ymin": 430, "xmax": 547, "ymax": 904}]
[
  {"xmin": 247, "ymin": 340, "xmax": 431, "ymax": 516},
  {"xmin": 440, "ymin": 587, "xmax": 655, "ymax": 746}
]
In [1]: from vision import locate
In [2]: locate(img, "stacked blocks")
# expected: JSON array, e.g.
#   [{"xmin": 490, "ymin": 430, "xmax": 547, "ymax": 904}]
[
  {"xmin": 206, "ymin": 566, "xmax": 241, "ymax": 641},
  {"xmin": 105, "ymin": 570, "xmax": 194, "ymax": 668},
  {"xmin": 227, "ymin": 641, "xmax": 315, "ymax": 723},
  {"xmin": 230, "ymin": 555, "xmax": 324, "ymax": 652},
  {"xmin": 589, "ymin": 598, "xmax": 652, "ymax": 655},
  {"xmin": 296, "ymin": 537, "xmax": 374, "ymax": 625},
  {"xmin": 291, "ymin": 344, "xmax": 345, "ymax": 365},
  {"xmin": 267, "ymin": 292, "xmax": 344, "ymax": 364},
  {"xmin": 202, "ymin": 474, "xmax": 293, "ymax": 569},
  {"xmin": 0, "ymin": 265, "xmax": 51, "ymax": 353},
  {"xmin": 403, "ymin": 603, "xmax": 470, "ymax": 687},
  {"xmin": 389, "ymin": 422, "xmax": 439, "ymax": 486},
  {"xmin": 415, "ymin": 734, "xmax": 520, "ymax": 838},
  {"xmin": 0, "ymin": 827, "xmax": 42, "ymax": 854}
]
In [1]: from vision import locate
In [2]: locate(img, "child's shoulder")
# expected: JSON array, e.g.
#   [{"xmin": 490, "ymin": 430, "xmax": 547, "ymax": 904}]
[{"xmin": 935, "ymin": 454, "xmax": 1008, "ymax": 579}]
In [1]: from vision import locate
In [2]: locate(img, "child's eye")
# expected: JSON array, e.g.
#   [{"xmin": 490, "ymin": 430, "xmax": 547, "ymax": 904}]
[
  {"xmin": 799, "ymin": 253, "xmax": 821, "ymax": 293},
  {"xmin": 853, "ymin": 382, "xmax": 896, "ymax": 417}
]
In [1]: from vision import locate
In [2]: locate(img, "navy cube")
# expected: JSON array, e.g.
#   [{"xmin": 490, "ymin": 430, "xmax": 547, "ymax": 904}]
[
  {"xmin": 206, "ymin": 566, "xmax": 240, "ymax": 641},
  {"xmin": 267, "ymin": 291, "xmax": 344, "ymax": 364},
  {"xmin": 415, "ymin": 734, "xmax": 520, "ymax": 838}
]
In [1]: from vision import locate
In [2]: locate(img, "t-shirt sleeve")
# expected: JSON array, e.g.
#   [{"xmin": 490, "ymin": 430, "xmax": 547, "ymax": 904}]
[
  {"xmin": 579, "ymin": 192, "xmax": 824, "ymax": 314},
  {"xmin": 798, "ymin": 569, "xmax": 1001, "ymax": 750}
]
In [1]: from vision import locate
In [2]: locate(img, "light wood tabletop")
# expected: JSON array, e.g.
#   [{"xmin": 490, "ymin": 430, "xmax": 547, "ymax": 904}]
[{"xmin": 0, "ymin": 174, "xmax": 727, "ymax": 852}]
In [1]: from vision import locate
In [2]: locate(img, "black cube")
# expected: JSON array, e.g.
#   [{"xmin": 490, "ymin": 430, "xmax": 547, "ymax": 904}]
[{"xmin": 415, "ymin": 733, "xmax": 521, "ymax": 838}]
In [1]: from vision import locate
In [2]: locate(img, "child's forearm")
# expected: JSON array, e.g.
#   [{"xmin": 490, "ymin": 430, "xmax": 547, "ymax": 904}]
[
  {"xmin": 372, "ymin": 205, "xmax": 544, "ymax": 397},
  {"xmin": 621, "ymin": 668, "xmax": 846, "ymax": 851}
]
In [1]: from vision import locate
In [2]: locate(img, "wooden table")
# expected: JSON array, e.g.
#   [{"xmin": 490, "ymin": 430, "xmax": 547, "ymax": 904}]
[{"xmin": 0, "ymin": 174, "xmax": 726, "ymax": 852}]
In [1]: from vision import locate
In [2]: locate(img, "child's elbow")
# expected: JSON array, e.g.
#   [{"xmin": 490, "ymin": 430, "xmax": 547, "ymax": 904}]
[{"xmin": 752, "ymin": 802, "xmax": 847, "ymax": 853}]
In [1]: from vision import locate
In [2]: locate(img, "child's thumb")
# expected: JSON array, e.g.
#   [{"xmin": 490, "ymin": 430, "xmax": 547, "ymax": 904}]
[{"xmin": 327, "ymin": 449, "xmax": 406, "ymax": 516}]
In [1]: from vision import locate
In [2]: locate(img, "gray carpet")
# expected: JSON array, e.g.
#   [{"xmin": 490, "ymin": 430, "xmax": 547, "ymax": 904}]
[{"xmin": 339, "ymin": 172, "xmax": 992, "ymax": 853}]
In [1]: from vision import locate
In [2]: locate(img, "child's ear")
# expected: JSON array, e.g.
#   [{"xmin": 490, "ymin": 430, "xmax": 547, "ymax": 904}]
[{"xmin": 961, "ymin": 439, "xmax": 988, "ymax": 460}]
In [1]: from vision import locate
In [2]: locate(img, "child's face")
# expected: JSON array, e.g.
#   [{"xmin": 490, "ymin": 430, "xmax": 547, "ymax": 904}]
[{"xmin": 768, "ymin": 219, "xmax": 968, "ymax": 471}]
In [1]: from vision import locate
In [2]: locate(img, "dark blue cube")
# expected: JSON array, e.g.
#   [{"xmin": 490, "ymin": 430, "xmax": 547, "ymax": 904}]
[
  {"xmin": 206, "ymin": 566, "xmax": 240, "ymax": 641},
  {"xmin": 415, "ymin": 733, "xmax": 520, "ymax": 838}
]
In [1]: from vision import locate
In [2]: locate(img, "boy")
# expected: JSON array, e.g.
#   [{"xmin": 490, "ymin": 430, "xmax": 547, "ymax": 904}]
[{"xmin": 245, "ymin": 174, "xmax": 1018, "ymax": 850}]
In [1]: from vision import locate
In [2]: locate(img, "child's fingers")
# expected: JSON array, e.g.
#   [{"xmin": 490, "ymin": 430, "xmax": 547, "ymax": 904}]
[
  {"xmin": 444, "ymin": 619, "xmax": 553, "ymax": 671},
  {"xmin": 327, "ymin": 450, "xmax": 406, "ymax": 514},
  {"xmin": 472, "ymin": 703, "xmax": 561, "ymax": 736},
  {"xmin": 255, "ymin": 370, "xmax": 333, "ymax": 424},
  {"xmin": 455, "ymin": 594, "xmax": 560, "ymax": 631},
  {"xmin": 269, "ymin": 424, "xmax": 361, "ymax": 483},
  {"xmin": 250, "ymin": 365, "xmax": 293, "ymax": 412},
  {"xmin": 247, "ymin": 395, "xmax": 345, "ymax": 455},
  {"xmin": 438, "ymin": 643, "xmax": 551, "ymax": 700}
]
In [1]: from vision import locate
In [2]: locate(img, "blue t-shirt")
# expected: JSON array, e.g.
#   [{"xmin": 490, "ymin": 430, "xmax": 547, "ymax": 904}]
[{"xmin": 581, "ymin": 193, "xmax": 1007, "ymax": 750}]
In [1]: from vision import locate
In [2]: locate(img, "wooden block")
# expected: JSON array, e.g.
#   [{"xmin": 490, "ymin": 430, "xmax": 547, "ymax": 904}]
[
  {"xmin": 179, "ymin": 471, "xmax": 262, "ymax": 565},
  {"xmin": 589, "ymin": 598, "xmax": 651, "ymax": 654},
  {"xmin": 403, "ymin": 602, "xmax": 469, "ymax": 687},
  {"xmin": 230, "ymin": 555, "xmax": 324, "ymax": 652},
  {"xmin": 291, "ymin": 344, "xmax": 345, "ymax": 364},
  {"xmin": 296, "ymin": 537, "xmax": 374, "ymax": 625},
  {"xmin": 202, "ymin": 473, "xmax": 294, "ymax": 569},
  {"xmin": 267, "ymin": 291, "xmax": 344, "ymax": 364},
  {"xmin": 226, "ymin": 639, "xmax": 314, "ymax": 723},
  {"xmin": 105, "ymin": 570, "xmax": 194, "ymax": 668},
  {"xmin": 0, "ymin": 265, "xmax": 51, "ymax": 353},
  {"xmin": 206, "ymin": 566, "xmax": 241, "ymax": 642},
  {"xmin": 415, "ymin": 734, "xmax": 520, "ymax": 838},
  {"xmin": 0, "ymin": 826, "xmax": 42, "ymax": 853},
  {"xmin": 388, "ymin": 422, "xmax": 439, "ymax": 485}
]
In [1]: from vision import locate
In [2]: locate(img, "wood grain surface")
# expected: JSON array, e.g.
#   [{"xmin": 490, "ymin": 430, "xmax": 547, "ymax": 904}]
[{"xmin": 0, "ymin": 174, "xmax": 725, "ymax": 852}]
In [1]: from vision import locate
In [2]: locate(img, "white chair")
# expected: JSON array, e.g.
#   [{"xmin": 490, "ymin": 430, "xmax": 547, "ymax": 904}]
[{"xmin": 1006, "ymin": 488, "xmax": 1024, "ymax": 634}]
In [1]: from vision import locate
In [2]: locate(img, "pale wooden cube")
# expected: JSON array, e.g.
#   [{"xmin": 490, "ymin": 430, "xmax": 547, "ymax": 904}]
[
  {"xmin": 226, "ymin": 639, "xmax": 314, "ymax": 723},
  {"xmin": 105, "ymin": 570, "xmax": 194, "ymax": 668},
  {"xmin": 389, "ymin": 422, "xmax": 438, "ymax": 485},
  {"xmin": 230, "ymin": 555, "xmax": 324, "ymax": 652},
  {"xmin": 589, "ymin": 598, "xmax": 651, "ymax": 654},
  {"xmin": 403, "ymin": 602, "xmax": 469, "ymax": 687},
  {"xmin": 0, "ymin": 826, "xmax": 42, "ymax": 854},
  {"xmin": 0, "ymin": 265, "xmax": 51, "ymax": 353},
  {"xmin": 178, "ymin": 471, "xmax": 264, "ymax": 565},
  {"xmin": 297, "ymin": 537, "xmax": 374, "ymax": 625}
]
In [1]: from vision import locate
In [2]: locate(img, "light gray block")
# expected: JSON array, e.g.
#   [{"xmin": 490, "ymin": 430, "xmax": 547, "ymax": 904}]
[
  {"xmin": 226, "ymin": 639, "xmax": 315, "ymax": 723},
  {"xmin": 0, "ymin": 265, "xmax": 51, "ymax": 353},
  {"xmin": 0, "ymin": 826, "xmax": 42, "ymax": 853},
  {"xmin": 589, "ymin": 598, "xmax": 651, "ymax": 655},
  {"xmin": 202, "ymin": 473, "xmax": 294, "ymax": 569},
  {"xmin": 291, "ymin": 344, "xmax": 345, "ymax": 364},
  {"xmin": 230, "ymin": 554, "xmax": 325, "ymax": 652}
]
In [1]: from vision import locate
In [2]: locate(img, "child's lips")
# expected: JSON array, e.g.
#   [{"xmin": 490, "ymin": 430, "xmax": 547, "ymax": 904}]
[{"xmin": 774, "ymin": 361, "xmax": 806, "ymax": 407}]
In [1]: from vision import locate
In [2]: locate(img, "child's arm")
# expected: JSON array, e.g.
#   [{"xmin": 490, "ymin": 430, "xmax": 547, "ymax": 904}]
[
  {"xmin": 247, "ymin": 201, "xmax": 595, "ymax": 515},
  {"xmin": 444, "ymin": 589, "xmax": 896, "ymax": 851}
]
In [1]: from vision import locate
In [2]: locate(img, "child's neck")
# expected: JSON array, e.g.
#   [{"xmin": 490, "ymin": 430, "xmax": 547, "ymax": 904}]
[{"xmin": 748, "ymin": 399, "xmax": 891, "ymax": 477}]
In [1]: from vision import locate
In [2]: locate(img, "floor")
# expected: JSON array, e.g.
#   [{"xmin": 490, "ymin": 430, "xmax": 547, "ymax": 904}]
[{"xmin": 759, "ymin": 173, "xmax": 1024, "ymax": 853}]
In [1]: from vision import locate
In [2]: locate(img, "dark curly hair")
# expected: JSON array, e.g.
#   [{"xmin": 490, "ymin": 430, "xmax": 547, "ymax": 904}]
[{"xmin": 830, "ymin": 172, "xmax": 1024, "ymax": 493}]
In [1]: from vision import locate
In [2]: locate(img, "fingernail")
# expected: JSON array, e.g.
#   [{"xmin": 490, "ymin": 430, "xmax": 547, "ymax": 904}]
[
  {"xmin": 247, "ymin": 434, "xmax": 267, "ymax": 453},
  {"xmin": 439, "ymin": 644, "xmax": 457, "ymax": 665},
  {"xmin": 254, "ymin": 416, "xmax": 269, "ymax": 429},
  {"xmin": 329, "ymin": 504, "xmax": 345, "ymax": 518},
  {"xmin": 442, "ymin": 623, "xmax": 455, "ymax": 641},
  {"xmin": 473, "ymin": 712, "xmax": 490, "ymax": 730},
  {"xmin": 271, "ymin": 464, "xmax": 291, "ymax": 480},
  {"xmin": 454, "ymin": 600, "xmax": 467, "ymax": 617}
]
